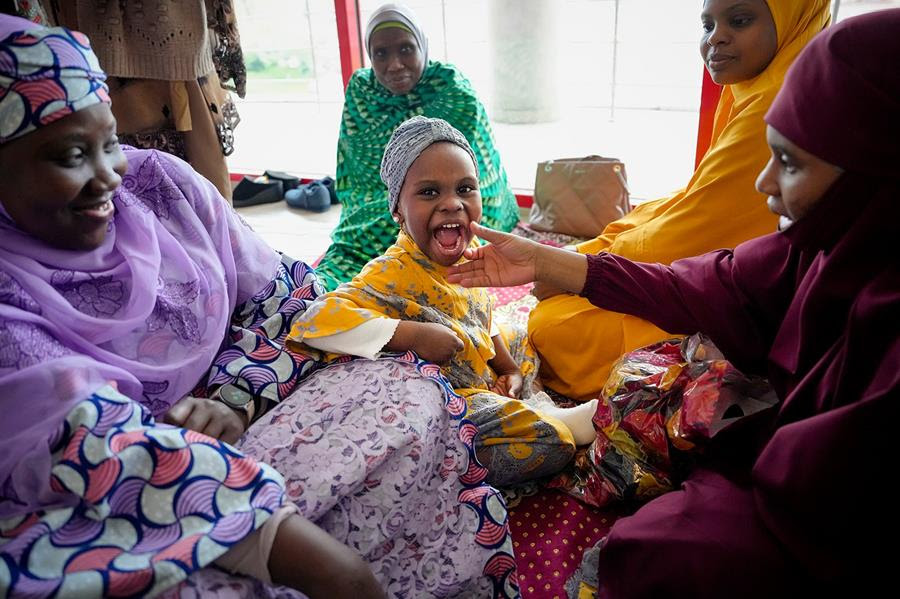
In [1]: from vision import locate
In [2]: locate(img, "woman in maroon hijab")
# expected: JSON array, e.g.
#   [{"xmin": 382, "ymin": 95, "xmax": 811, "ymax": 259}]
[{"xmin": 448, "ymin": 9, "xmax": 899, "ymax": 596}]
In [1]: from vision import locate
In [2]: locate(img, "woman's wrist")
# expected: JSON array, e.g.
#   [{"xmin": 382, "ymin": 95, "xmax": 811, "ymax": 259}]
[
  {"xmin": 211, "ymin": 386, "xmax": 255, "ymax": 427},
  {"xmin": 533, "ymin": 243, "xmax": 553, "ymax": 284},
  {"xmin": 537, "ymin": 244, "xmax": 589, "ymax": 294}
]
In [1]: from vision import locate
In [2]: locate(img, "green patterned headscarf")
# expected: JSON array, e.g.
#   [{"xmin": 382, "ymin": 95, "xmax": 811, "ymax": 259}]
[{"xmin": 316, "ymin": 61, "xmax": 520, "ymax": 291}]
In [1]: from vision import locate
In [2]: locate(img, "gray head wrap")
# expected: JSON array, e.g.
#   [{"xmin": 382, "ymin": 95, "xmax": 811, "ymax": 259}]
[
  {"xmin": 381, "ymin": 115, "xmax": 479, "ymax": 214},
  {"xmin": 365, "ymin": 3, "xmax": 429, "ymax": 64}
]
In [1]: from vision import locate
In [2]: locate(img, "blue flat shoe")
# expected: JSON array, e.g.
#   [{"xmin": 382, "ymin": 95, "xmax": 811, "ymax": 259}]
[
  {"xmin": 285, "ymin": 182, "xmax": 330, "ymax": 212},
  {"xmin": 317, "ymin": 176, "xmax": 338, "ymax": 204}
]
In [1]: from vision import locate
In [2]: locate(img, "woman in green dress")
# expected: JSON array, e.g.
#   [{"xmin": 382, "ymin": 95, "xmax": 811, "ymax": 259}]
[{"xmin": 315, "ymin": 2, "xmax": 519, "ymax": 291}]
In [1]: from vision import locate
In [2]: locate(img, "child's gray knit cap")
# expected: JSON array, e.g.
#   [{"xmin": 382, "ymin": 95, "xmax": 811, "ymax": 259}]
[{"xmin": 380, "ymin": 115, "xmax": 479, "ymax": 214}]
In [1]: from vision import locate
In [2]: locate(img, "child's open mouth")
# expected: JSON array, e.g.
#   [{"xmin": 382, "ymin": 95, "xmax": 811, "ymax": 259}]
[{"xmin": 432, "ymin": 222, "xmax": 466, "ymax": 259}]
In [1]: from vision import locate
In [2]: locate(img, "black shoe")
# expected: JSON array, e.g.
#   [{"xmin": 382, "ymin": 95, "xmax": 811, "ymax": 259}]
[
  {"xmin": 233, "ymin": 177, "xmax": 284, "ymax": 208},
  {"xmin": 263, "ymin": 170, "xmax": 301, "ymax": 192}
]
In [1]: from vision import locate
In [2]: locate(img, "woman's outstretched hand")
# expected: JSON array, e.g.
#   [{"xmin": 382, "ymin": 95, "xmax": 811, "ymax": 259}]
[
  {"xmin": 449, "ymin": 222, "xmax": 590, "ymax": 295},
  {"xmin": 447, "ymin": 222, "xmax": 541, "ymax": 288}
]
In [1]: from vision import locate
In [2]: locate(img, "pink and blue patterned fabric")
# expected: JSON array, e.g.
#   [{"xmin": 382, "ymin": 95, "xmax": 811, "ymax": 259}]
[
  {"xmin": 0, "ymin": 14, "xmax": 110, "ymax": 143},
  {"xmin": 2, "ymin": 253, "xmax": 520, "ymax": 597},
  {"xmin": 202, "ymin": 255, "xmax": 327, "ymax": 421},
  {"xmin": 0, "ymin": 384, "xmax": 286, "ymax": 597}
]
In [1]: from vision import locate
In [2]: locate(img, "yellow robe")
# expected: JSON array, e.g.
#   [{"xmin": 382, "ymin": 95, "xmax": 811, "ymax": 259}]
[
  {"xmin": 529, "ymin": 0, "xmax": 831, "ymax": 402},
  {"xmin": 288, "ymin": 231, "xmax": 500, "ymax": 391},
  {"xmin": 289, "ymin": 231, "xmax": 576, "ymax": 485}
]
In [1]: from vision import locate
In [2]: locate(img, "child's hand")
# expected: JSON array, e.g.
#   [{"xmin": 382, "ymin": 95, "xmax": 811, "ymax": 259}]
[
  {"xmin": 491, "ymin": 371, "xmax": 524, "ymax": 398},
  {"xmin": 412, "ymin": 322, "xmax": 464, "ymax": 365}
]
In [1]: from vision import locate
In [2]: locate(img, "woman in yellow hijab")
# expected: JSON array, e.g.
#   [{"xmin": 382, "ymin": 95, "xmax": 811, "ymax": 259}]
[{"xmin": 528, "ymin": 0, "xmax": 831, "ymax": 401}]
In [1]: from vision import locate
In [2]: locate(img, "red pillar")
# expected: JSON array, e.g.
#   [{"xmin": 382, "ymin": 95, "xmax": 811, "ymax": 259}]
[
  {"xmin": 694, "ymin": 68, "xmax": 722, "ymax": 168},
  {"xmin": 334, "ymin": 0, "xmax": 364, "ymax": 90}
]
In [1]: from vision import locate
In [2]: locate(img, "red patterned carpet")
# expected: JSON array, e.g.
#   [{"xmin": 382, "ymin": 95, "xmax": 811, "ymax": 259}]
[{"xmin": 508, "ymin": 490, "xmax": 619, "ymax": 598}]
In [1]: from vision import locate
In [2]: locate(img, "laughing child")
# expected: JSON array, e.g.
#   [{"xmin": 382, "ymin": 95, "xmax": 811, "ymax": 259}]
[{"xmin": 287, "ymin": 116, "xmax": 596, "ymax": 485}]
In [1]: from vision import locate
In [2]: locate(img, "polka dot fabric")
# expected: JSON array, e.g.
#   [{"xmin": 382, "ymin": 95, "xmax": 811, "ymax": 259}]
[
  {"xmin": 489, "ymin": 282, "xmax": 533, "ymax": 307},
  {"xmin": 508, "ymin": 490, "xmax": 618, "ymax": 598}
]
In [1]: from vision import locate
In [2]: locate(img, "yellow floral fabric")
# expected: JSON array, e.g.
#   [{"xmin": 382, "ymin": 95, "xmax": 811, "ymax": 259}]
[
  {"xmin": 289, "ymin": 230, "xmax": 497, "ymax": 392},
  {"xmin": 289, "ymin": 231, "xmax": 574, "ymax": 485}
]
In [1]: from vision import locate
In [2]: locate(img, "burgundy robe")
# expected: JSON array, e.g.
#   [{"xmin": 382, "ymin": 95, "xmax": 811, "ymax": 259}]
[
  {"xmin": 581, "ymin": 168, "xmax": 898, "ymax": 595},
  {"xmin": 580, "ymin": 11, "xmax": 900, "ymax": 595}
]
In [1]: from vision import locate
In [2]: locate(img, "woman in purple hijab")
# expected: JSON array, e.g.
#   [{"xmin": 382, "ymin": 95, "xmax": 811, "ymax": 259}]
[
  {"xmin": 448, "ymin": 9, "xmax": 899, "ymax": 596},
  {"xmin": 0, "ymin": 14, "xmax": 516, "ymax": 599}
]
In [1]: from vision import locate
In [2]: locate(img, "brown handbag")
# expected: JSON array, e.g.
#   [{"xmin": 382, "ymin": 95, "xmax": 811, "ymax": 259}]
[{"xmin": 528, "ymin": 156, "xmax": 630, "ymax": 238}]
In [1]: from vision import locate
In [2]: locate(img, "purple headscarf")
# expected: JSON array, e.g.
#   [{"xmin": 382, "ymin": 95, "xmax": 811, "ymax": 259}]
[
  {"xmin": 0, "ymin": 15, "xmax": 278, "ymax": 518},
  {"xmin": 765, "ymin": 9, "xmax": 900, "ymax": 178},
  {"xmin": 0, "ymin": 14, "xmax": 110, "ymax": 143}
]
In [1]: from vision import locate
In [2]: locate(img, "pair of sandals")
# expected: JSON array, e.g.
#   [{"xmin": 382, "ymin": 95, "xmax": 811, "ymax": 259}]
[{"xmin": 232, "ymin": 171, "xmax": 337, "ymax": 212}]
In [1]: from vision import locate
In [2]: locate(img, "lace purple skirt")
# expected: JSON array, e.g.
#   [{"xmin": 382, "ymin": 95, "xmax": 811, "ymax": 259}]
[{"xmin": 170, "ymin": 357, "xmax": 518, "ymax": 598}]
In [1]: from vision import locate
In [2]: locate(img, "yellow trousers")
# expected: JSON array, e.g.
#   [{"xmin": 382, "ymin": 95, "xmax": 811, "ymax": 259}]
[{"xmin": 528, "ymin": 293, "xmax": 671, "ymax": 402}]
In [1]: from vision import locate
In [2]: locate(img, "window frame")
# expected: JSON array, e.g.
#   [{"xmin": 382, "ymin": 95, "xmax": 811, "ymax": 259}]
[{"xmin": 327, "ymin": 0, "xmax": 718, "ymax": 208}]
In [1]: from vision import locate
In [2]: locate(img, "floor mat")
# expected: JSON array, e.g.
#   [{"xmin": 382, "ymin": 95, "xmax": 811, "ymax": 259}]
[{"xmin": 509, "ymin": 490, "xmax": 618, "ymax": 599}]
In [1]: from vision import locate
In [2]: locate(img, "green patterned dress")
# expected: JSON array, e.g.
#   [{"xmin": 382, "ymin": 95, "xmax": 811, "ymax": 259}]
[{"xmin": 316, "ymin": 61, "xmax": 520, "ymax": 291}]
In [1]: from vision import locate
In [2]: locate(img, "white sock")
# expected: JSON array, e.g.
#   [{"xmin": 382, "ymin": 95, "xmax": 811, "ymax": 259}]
[{"xmin": 539, "ymin": 399, "xmax": 598, "ymax": 446}]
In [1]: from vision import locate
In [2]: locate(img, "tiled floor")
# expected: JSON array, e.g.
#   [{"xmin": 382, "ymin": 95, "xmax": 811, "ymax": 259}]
[{"xmin": 235, "ymin": 200, "xmax": 341, "ymax": 265}]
